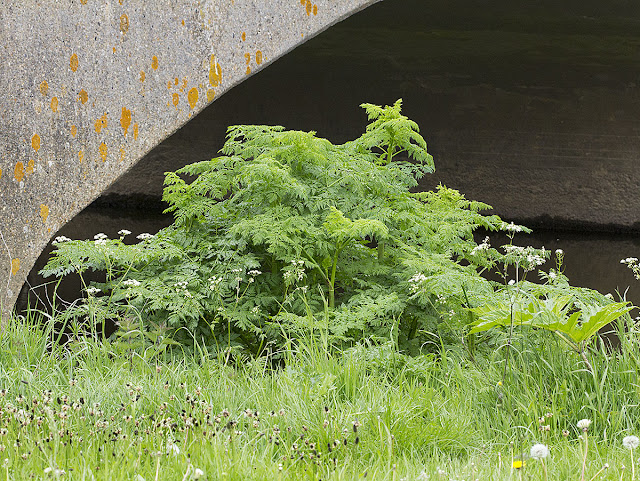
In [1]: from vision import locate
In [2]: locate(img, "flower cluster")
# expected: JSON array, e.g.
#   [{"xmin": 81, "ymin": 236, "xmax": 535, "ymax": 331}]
[
  {"xmin": 94, "ymin": 233, "xmax": 108, "ymax": 246},
  {"xmin": 52, "ymin": 235, "xmax": 72, "ymax": 244},
  {"xmin": 136, "ymin": 233, "xmax": 154, "ymax": 241},
  {"xmin": 470, "ymin": 236, "xmax": 491, "ymax": 255},
  {"xmin": 502, "ymin": 245, "xmax": 547, "ymax": 271},
  {"xmin": 408, "ymin": 273, "xmax": 428, "ymax": 294},
  {"xmin": 122, "ymin": 279, "xmax": 141, "ymax": 288},
  {"xmin": 621, "ymin": 257, "xmax": 640, "ymax": 280},
  {"xmin": 501, "ymin": 221, "xmax": 524, "ymax": 233},
  {"xmin": 283, "ymin": 260, "xmax": 305, "ymax": 285}
]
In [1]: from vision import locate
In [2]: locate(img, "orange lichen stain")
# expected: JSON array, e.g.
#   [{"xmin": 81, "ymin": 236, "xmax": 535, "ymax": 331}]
[
  {"xmin": 70, "ymin": 53, "xmax": 79, "ymax": 72},
  {"xmin": 174, "ymin": 77, "xmax": 179, "ymax": 86},
  {"xmin": 78, "ymin": 89, "xmax": 88, "ymax": 104},
  {"xmin": 208, "ymin": 55, "xmax": 222, "ymax": 87},
  {"xmin": 244, "ymin": 53, "xmax": 251, "ymax": 65},
  {"xmin": 113, "ymin": 47, "xmax": 116, "ymax": 54},
  {"xmin": 70, "ymin": 125, "xmax": 77, "ymax": 137},
  {"xmin": 119, "ymin": 0, "xmax": 124, "ymax": 4},
  {"xmin": 140, "ymin": 70, "xmax": 145, "ymax": 82},
  {"xmin": 120, "ymin": 14, "xmax": 129, "ymax": 34},
  {"xmin": 133, "ymin": 123, "xmax": 139, "ymax": 140},
  {"xmin": 246, "ymin": 66, "xmax": 251, "ymax": 75},
  {"xmin": 256, "ymin": 50, "xmax": 263, "ymax": 65},
  {"xmin": 31, "ymin": 134, "xmax": 41, "ymax": 152},
  {"xmin": 95, "ymin": 113, "xmax": 108, "ymax": 133},
  {"xmin": 182, "ymin": 77, "xmax": 188, "ymax": 90},
  {"xmin": 181, "ymin": 19, "xmax": 185, "ymax": 26},
  {"xmin": 305, "ymin": 0, "xmax": 312, "ymax": 15},
  {"xmin": 167, "ymin": 80, "xmax": 172, "ymax": 89},
  {"xmin": 119, "ymin": 148, "xmax": 125, "ymax": 162},
  {"xmin": 206, "ymin": 89, "xmax": 215, "ymax": 102},
  {"xmin": 14, "ymin": 162, "xmax": 24, "ymax": 182},
  {"xmin": 99, "ymin": 143, "xmax": 108, "ymax": 162},
  {"xmin": 313, "ymin": 4, "xmax": 318, "ymax": 15},
  {"xmin": 120, "ymin": 107, "xmax": 132, "ymax": 136},
  {"xmin": 80, "ymin": 0, "xmax": 87, "ymax": 4},
  {"xmin": 0, "ymin": 167, "xmax": 2, "ymax": 180},
  {"xmin": 11, "ymin": 259, "xmax": 20, "ymax": 276},
  {"xmin": 78, "ymin": 150, "xmax": 84, "ymax": 163},
  {"xmin": 40, "ymin": 80, "xmax": 49, "ymax": 96},
  {"xmin": 50, "ymin": 97, "xmax": 59, "ymax": 113},
  {"xmin": 40, "ymin": 204, "xmax": 49, "ymax": 224},
  {"xmin": 300, "ymin": 0, "xmax": 305, "ymax": 4},
  {"xmin": 172, "ymin": 93, "xmax": 179, "ymax": 106},
  {"xmin": 187, "ymin": 87, "xmax": 199, "ymax": 109},
  {"xmin": 26, "ymin": 160, "xmax": 35, "ymax": 175},
  {"xmin": 151, "ymin": 56, "xmax": 159, "ymax": 70},
  {"xmin": 241, "ymin": 32, "xmax": 246, "ymax": 42}
]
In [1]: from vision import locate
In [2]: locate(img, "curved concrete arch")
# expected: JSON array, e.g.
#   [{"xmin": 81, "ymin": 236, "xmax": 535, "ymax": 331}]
[{"xmin": 0, "ymin": 0, "xmax": 380, "ymax": 318}]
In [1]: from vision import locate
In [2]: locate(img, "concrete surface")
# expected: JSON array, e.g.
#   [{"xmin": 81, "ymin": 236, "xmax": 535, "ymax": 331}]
[{"xmin": 0, "ymin": 0, "xmax": 380, "ymax": 318}]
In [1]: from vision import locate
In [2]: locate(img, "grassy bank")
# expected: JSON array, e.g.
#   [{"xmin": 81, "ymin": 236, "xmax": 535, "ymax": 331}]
[{"xmin": 1, "ymin": 311, "xmax": 639, "ymax": 480}]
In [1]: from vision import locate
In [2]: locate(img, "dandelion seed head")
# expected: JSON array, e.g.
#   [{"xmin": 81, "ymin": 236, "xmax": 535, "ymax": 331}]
[
  {"xmin": 577, "ymin": 418, "xmax": 592, "ymax": 430},
  {"xmin": 530, "ymin": 443, "xmax": 549, "ymax": 459},
  {"xmin": 623, "ymin": 435, "xmax": 640, "ymax": 450}
]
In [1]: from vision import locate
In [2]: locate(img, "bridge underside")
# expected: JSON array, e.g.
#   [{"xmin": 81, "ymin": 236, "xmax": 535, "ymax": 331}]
[
  {"xmin": 5, "ymin": 0, "xmax": 640, "ymax": 316},
  {"xmin": 0, "ymin": 0, "xmax": 379, "ymax": 318}
]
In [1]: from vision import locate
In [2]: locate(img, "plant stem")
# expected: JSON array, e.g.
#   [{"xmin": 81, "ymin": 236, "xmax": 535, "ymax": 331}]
[{"xmin": 581, "ymin": 432, "xmax": 589, "ymax": 481}]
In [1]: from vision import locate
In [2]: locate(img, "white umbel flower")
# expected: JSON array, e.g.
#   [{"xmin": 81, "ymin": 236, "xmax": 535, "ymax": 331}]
[
  {"xmin": 623, "ymin": 435, "xmax": 640, "ymax": 450},
  {"xmin": 530, "ymin": 443, "xmax": 549, "ymax": 459}
]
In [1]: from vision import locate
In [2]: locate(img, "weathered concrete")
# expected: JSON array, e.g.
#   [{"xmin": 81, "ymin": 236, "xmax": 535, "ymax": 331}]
[{"xmin": 0, "ymin": 0, "xmax": 380, "ymax": 318}]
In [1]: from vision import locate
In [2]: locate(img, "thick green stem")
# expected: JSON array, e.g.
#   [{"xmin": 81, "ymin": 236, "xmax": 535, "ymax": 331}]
[{"xmin": 329, "ymin": 252, "xmax": 338, "ymax": 309}]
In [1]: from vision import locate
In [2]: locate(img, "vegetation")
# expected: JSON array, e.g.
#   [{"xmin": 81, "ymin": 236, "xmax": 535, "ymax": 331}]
[{"xmin": 7, "ymin": 101, "xmax": 637, "ymax": 479}]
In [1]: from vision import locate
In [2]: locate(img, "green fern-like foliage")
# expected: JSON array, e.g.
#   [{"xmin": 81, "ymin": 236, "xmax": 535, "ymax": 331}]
[{"xmin": 42, "ymin": 100, "xmax": 526, "ymax": 356}]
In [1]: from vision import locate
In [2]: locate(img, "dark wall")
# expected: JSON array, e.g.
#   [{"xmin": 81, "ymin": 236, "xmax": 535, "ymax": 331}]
[{"xmin": 101, "ymin": 0, "xmax": 640, "ymax": 230}]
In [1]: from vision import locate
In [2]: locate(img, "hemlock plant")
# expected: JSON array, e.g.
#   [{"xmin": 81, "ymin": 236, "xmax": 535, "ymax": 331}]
[{"xmin": 43, "ymin": 100, "xmax": 608, "ymax": 357}]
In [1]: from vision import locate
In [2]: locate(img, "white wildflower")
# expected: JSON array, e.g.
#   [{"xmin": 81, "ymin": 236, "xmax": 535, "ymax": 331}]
[
  {"xmin": 44, "ymin": 467, "xmax": 65, "ymax": 476},
  {"xmin": 52, "ymin": 235, "xmax": 71, "ymax": 244},
  {"xmin": 508, "ymin": 279, "xmax": 515, "ymax": 286},
  {"xmin": 94, "ymin": 239, "xmax": 107, "ymax": 246},
  {"xmin": 408, "ymin": 273, "xmax": 428, "ymax": 293},
  {"xmin": 94, "ymin": 233, "xmax": 108, "ymax": 240},
  {"xmin": 530, "ymin": 443, "xmax": 549, "ymax": 459},
  {"xmin": 471, "ymin": 236, "xmax": 491, "ymax": 255},
  {"xmin": 86, "ymin": 287, "xmax": 101, "ymax": 296},
  {"xmin": 502, "ymin": 222, "xmax": 523, "ymax": 233},
  {"xmin": 577, "ymin": 419, "xmax": 592, "ymax": 430},
  {"xmin": 193, "ymin": 468, "xmax": 204, "ymax": 479},
  {"xmin": 122, "ymin": 279, "xmax": 141, "ymax": 287},
  {"xmin": 623, "ymin": 435, "xmax": 640, "ymax": 450},
  {"xmin": 118, "ymin": 229, "xmax": 131, "ymax": 236},
  {"xmin": 248, "ymin": 270, "xmax": 262, "ymax": 276},
  {"xmin": 136, "ymin": 233, "xmax": 154, "ymax": 240}
]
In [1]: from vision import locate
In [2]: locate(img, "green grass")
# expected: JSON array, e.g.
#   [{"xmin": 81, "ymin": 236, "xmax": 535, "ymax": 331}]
[{"xmin": 1, "ymin": 312, "xmax": 640, "ymax": 480}]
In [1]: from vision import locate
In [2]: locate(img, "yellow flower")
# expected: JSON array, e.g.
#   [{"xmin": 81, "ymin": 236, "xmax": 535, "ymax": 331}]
[{"xmin": 513, "ymin": 460, "xmax": 526, "ymax": 469}]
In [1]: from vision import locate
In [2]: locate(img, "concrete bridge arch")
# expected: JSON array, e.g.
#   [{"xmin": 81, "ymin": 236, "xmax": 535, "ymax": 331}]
[{"xmin": 0, "ymin": 0, "xmax": 380, "ymax": 318}]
